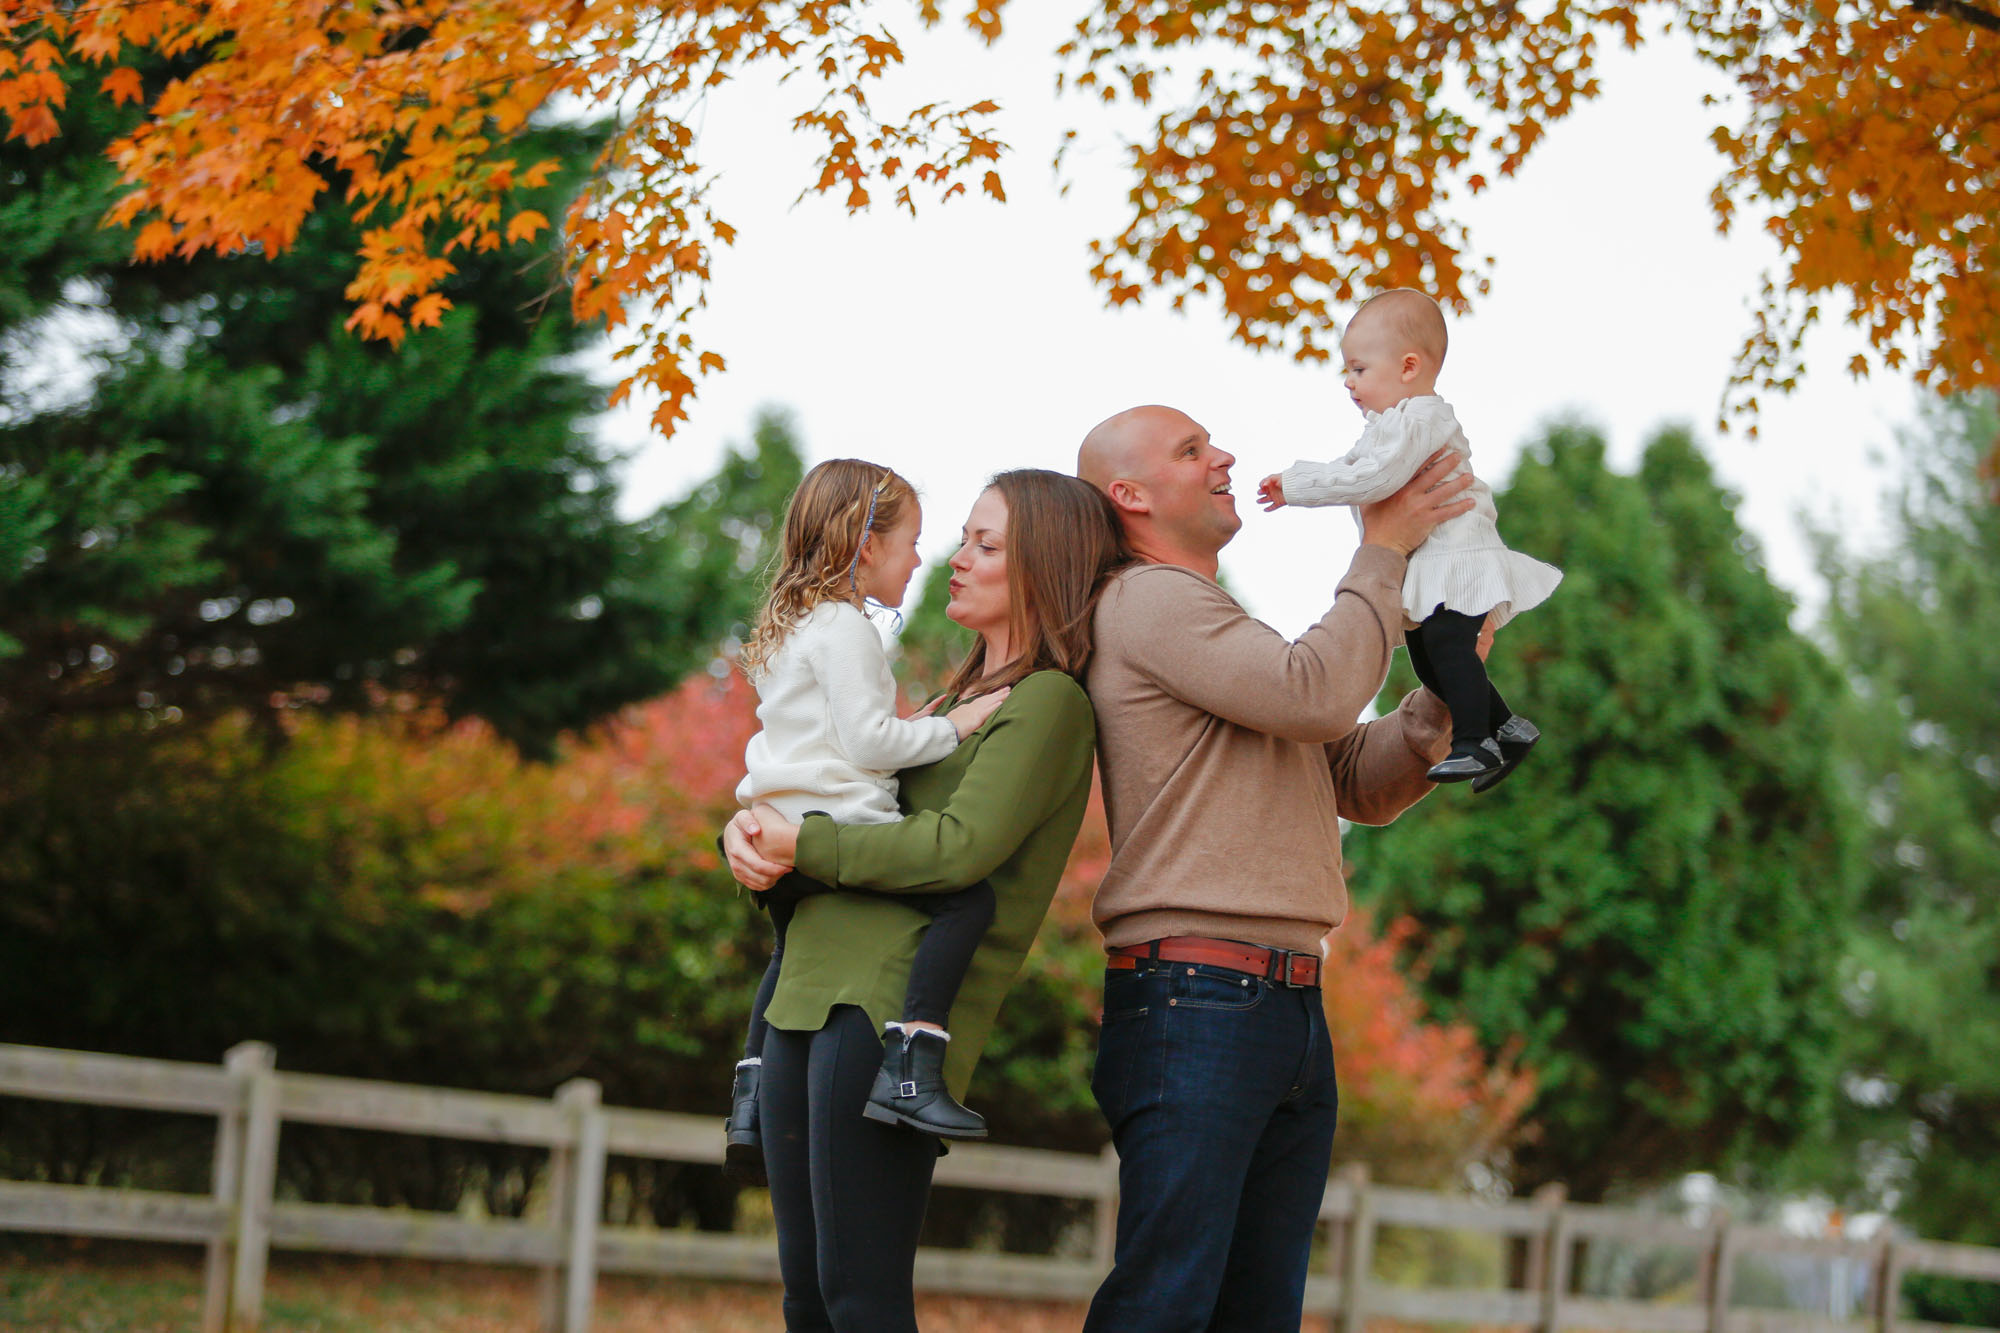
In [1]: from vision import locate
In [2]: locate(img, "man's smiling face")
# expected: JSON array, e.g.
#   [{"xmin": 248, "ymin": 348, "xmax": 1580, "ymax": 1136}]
[{"xmin": 1141, "ymin": 411, "xmax": 1241, "ymax": 555}]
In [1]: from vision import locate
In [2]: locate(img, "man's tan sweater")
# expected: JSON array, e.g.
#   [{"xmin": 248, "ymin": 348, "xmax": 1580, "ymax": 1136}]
[{"xmin": 1085, "ymin": 545, "xmax": 1453, "ymax": 955}]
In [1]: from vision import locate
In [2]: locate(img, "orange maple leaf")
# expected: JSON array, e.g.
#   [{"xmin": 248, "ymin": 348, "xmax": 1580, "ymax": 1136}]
[
  {"xmin": 503, "ymin": 208, "xmax": 547, "ymax": 244},
  {"xmin": 100, "ymin": 66, "xmax": 143, "ymax": 108}
]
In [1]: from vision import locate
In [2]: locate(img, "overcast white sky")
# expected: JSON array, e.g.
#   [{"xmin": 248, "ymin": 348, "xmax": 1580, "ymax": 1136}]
[{"xmin": 604, "ymin": 9, "xmax": 1915, "ymax": 638}]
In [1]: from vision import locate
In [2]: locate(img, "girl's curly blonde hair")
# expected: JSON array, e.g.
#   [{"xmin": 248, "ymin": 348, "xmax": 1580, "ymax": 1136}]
[{"xmin": 739, "ymin": 458, "xmax": 917, "ymax": 679}]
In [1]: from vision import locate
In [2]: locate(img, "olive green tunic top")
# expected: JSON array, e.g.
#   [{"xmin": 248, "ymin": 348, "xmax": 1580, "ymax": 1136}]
[{"xmin": 765, "ymin": 669, "xmax": 1096, "ymax": 1099}]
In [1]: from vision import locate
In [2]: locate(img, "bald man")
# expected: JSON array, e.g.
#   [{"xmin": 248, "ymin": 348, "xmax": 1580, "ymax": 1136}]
[{"xmin": 1075, "ymin": 404, "xmax": 1479, "ymax": 1332}]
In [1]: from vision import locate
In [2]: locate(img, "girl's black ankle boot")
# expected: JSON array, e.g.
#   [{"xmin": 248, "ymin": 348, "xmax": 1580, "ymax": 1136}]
[{"xmin": 862, "ymin": 1028, "xmax": 988, "ymax": 1140}]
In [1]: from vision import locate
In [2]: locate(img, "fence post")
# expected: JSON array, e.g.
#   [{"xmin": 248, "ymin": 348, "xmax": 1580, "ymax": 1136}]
[
  {"xmin": 1524, "ymin": 1183, "xmax": 1566, "ymax": 1298},
  {"xmin": 1092, "ymin": 1143, "xmax": 1120, "ymax": 1273},
  {"xmin": 227, "ymin": 1044, "xmax": 281, "ymax": 1331},
  {"xmin": 555, "ymin": 1079, "xmax": 607, "ymax": 1333},
  {"xmin": 1707, "ymin": 1218, "xmax": 1736, "ymax": 1333},
  {"xmin": 201, "ymin": 1042, "xmax": 268, "ymax": 1333},
  {"xmin": 1876, "ymin": 1238, "xmax": 1903, "ymax": 1333},
  {"xmin": 1337, "ymin": 1162, "xmax": 1373, "ymax": 1333},
  {"xmin": 1322, "ymin": 1170, "xmax": 1348, "ymax": 1300},
  {"xmin": 1537, "ymin": 1184, "xmax": 1571, "ymax": 1333},
  {"xmin": 538, "ymin": 1085, "xmax": 575, "ymax": 1333}
]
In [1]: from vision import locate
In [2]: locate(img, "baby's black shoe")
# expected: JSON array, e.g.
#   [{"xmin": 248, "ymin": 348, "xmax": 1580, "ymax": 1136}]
[
  {"xmin": 1472, "ymin": 715, "xmax": 1541, "ymax": 794},
  {"xmin": 863, "ymin": 1025, "xmax": 988, "ymax": 1140},
  {"xmin": 722, "ymin": 1058, "xmax": 766, "ymax": 1185},
  {"xmin": 1427, "ymin": 737, "xmax": 1505, "ymax": 783}
]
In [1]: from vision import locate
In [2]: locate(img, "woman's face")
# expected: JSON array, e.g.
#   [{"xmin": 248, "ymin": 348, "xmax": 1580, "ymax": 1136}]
[{"xmin": 946, "ymin": 488, "xmax": 1010, "ymax": 640}]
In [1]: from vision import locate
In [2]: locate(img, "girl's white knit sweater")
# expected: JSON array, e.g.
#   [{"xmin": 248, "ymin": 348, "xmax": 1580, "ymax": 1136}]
[{"xmin": 735, "ymin": 601, "xmax": 959, "ymax": 824}]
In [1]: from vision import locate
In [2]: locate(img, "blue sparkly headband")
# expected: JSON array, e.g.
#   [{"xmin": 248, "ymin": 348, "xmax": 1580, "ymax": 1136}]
[{"xmin": 846, "ymin": 471, "xmax": 892, "ymax": 600}]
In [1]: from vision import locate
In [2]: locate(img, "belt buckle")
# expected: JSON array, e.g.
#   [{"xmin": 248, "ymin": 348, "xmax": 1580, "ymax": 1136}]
[{"xmin": 1269, "ymin": 949, "xmax": 1317, "ymax": 988}]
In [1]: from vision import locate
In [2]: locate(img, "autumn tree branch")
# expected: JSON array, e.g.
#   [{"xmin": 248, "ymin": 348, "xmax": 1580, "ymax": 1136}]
[{"xmin": 1911, "ymin": 0, "xmax": 2000, "ymax": 33}]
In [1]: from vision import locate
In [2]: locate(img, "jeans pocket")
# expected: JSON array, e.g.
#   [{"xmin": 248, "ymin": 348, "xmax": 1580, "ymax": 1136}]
[
  {"xmin": 1093, "ymin": 971, "xmax": 1164, "ymax": 1126},
  {"xmin": 1099, "ymin": 968, "xmax": 1151, "ymax": 1026},
  {"xmin": 1169, "ymin": 966, "xmax": 1266, "ymax": 1012}
]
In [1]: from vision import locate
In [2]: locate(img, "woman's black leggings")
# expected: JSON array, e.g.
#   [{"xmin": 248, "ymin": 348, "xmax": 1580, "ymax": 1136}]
[
  {"xmin": 1406, "ymin": 608, "xmax": 1511, "ymax": 747},
  {"xmin": 762, "ymin": 1004, "xmax": 938, "ymax": 1332}
]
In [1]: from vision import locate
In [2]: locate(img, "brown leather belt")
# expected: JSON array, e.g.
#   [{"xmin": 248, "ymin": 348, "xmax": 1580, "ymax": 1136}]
[{"xmin": 1106, "ymin": 936, "xmax": 1323, "ymax": 989}]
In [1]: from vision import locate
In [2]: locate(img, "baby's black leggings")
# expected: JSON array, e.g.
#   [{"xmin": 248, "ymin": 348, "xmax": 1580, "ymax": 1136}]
[{"xmin": 1406, "ymin": 608, "xmax": 1511, "ymax": 748}]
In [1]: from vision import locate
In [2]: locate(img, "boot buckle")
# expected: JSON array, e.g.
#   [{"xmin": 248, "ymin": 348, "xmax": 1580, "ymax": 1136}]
[{"xmin": 899, "ymin": 1080, "xmax": 918, "ymax": 1098}]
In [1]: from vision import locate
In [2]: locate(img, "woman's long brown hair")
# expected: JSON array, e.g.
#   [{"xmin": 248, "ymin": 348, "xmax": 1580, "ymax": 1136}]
[{"xmin": 941, "ymin": 470, "xmax": 1132, "ymax": 700}]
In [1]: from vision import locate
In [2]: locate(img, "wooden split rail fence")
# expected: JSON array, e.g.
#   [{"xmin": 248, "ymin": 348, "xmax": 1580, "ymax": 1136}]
[{"xmin": 3, "ymin": 1041, "xmax": 1999, "ymax": 1333}]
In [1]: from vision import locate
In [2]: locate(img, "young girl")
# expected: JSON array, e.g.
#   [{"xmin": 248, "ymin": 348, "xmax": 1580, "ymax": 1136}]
[
  {"xmin": 1257, "ymin": 288, "xmax": 1563, "ymax": 790},
  {"xmin": 725, "ymin": 459, "xmax": 1008, "ymax": 1181}
]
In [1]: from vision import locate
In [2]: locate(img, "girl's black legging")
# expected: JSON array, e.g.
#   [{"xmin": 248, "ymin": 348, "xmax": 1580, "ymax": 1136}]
[
  {"xmin": 762, "ymin": 1004, "xmax": 939, "ymax": 1332},
  {"xmin": 1406, "ymin": 607, "xmax": 1511, "ymax": 747},
  {"xmin": 745, "ymin": 873, "xmax": 996, "ymax": 1057}
]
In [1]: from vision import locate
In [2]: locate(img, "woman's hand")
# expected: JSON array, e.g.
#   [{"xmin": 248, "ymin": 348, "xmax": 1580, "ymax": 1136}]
[
  {"xmin": 722, "ymin": 807, "xmax": 796, "ymax": 892},
  {"xmin": 750, "ymin": 803, "xmax": 801, "ymax": 863}
]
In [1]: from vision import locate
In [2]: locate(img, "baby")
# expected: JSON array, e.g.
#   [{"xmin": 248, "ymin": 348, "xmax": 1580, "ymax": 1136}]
[{"xmin": 1257, "ymin": 289, "xmax": 1561, "ymax": 789}]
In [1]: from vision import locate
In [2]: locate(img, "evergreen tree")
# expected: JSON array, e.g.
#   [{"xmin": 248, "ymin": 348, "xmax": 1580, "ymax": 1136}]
[
  {"xmin": 0, "ymin": 75, "xmax": 789, "ymax": 756},
  {"xmin": 1812, "ymin": 395, "xmax": 2000, "ymax": 1313},
  {"xmin": 654, "ymin": 409, "xmax": 805, "ymax": 688},
  {"xmin": 1345, "ymin": 423, "xmax": 1864, "ymax": 1199}
]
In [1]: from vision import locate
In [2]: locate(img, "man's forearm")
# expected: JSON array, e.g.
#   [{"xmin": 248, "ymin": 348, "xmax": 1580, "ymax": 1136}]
[{"xmin": 1328, "ymin": 689, "xmax": 1453, "ymax": 825}]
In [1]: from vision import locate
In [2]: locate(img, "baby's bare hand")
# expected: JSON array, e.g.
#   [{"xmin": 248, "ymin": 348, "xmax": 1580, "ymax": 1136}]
[{"xmin": 1256, "ymin": 474, "xmax": 1287, "ymax": 511}]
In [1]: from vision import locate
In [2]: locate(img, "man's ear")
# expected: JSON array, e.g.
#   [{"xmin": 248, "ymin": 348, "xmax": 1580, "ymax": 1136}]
[{"xmin": 1107, "ymin": 479, "xmax": 1148, "ymax": 515}]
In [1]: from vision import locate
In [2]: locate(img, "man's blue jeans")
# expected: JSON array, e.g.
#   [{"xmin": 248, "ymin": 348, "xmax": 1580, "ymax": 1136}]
[{"xmin": 1084, "ymin": 956, "xmax": 1339, "ymax": 1332}]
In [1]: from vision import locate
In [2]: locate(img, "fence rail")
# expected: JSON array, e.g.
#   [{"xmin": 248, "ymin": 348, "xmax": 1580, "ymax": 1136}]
[{"xmin": 4, "ymin": 1041, "xmax": 1997, "ymax": 1333}]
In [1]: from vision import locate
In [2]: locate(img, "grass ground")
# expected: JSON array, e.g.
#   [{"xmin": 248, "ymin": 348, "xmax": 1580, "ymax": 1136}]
[{"xmin": 5, "ymin": 1238, "xmax": 1258, "ymax": 1332}]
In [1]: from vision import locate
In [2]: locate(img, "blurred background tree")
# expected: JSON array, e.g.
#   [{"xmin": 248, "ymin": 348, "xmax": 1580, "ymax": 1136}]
[
  {"xmin": 1803, "ymin": 394, "xmax": 2000, "ymax": 1319},
  {"xmin": 0, "ymin": 71, "xmax": 805, "ymax": 1231},
  {"xmin": 0, "ymin": 72, "xmax": 794, "ymax": 758},
  {"xmin": 1346, "ymin": 423, "xmax": 1865, "ymax": 1203}
]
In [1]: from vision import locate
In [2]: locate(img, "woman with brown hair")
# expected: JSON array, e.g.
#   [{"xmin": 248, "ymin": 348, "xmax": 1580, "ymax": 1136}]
[{"xmin": 722, "ymin": 468, "xmax": 1128, "ymax": 1333}]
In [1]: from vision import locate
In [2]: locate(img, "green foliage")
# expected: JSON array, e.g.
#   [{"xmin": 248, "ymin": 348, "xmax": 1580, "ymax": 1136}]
[
  {"xmin": 0, "ymin": 67, "xmax": 136, "ymax": 332},
  {"xmin": 0, "ymin": 384, "xmax": 803, "ymax": 1217},
  {"xmin": 653, "ymin": 409, "xmax": 805, "ymax": 687},
  {"xmin": 1345, "ymin": 423, "xmax": 1864, "ymax": 1200},
  {"xmin": 1809, "ymin": 395, "xmax": 2000, "ymax": 1304},
  {"xmin": 0, "ymin": 77, "xmax": 784, "ymax": 757},
  {"xmin": 0, "ymin": 701, "xmax": 765, "ymax": 1212}
]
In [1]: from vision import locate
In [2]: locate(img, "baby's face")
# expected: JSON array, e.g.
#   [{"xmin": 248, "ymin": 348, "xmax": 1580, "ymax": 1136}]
[{"xmin": 1339, "ymin": 318, "xmax": 1415, "ymax": 415}]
